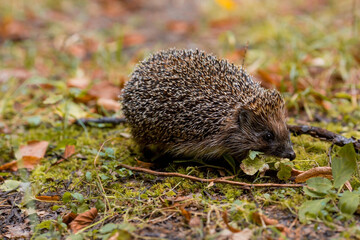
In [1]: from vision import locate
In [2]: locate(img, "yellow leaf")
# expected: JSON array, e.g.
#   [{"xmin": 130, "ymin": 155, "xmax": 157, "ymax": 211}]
[{"xmin": 215, "ymin": 0, "xmax": 236, "ymax": 10}]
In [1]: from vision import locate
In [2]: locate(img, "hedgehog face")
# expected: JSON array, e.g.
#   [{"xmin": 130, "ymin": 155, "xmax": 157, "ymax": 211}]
[{"xmin": 226, "ymin": 109, "xmax": 296, "ymax": 160}]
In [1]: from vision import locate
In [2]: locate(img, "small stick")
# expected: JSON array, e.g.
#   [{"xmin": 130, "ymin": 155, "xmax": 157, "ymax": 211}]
[
  {"xmin": 117, "ymin": 163, "xmax": 303, "ymax": 189},
  {"xmin": 77, "ymin": 117, "xmax": 127, "ymax": 125},
  {"xmin": 287, "ymin": 125, "xmax": 360, "ymax": 150}
]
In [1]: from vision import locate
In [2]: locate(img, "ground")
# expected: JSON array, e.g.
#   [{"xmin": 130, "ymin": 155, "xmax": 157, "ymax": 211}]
[{"xmin": 0, "ymin": 0, "xmax": 360, "ymax": 239}]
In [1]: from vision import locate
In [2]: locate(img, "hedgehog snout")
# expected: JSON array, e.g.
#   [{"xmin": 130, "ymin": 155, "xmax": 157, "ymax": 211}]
[{"xmin": 284, "ymin": 149, "xmax": 296, "ymax": 160}]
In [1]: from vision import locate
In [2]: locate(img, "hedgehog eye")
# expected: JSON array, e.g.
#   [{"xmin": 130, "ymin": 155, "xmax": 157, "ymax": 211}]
[{"xmin": 263, "ymin": 132, "xmax": 274, "ymax": 142}]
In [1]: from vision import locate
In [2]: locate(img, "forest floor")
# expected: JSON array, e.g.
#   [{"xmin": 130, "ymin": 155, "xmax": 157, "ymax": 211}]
[{"xmin": 0, "ymin": 0, "xmax": 360, "ymax": 239}]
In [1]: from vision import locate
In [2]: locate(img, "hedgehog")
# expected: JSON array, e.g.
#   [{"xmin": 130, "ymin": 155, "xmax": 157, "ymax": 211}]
[{"xmin": 122, "ymin": 49, "xmax": 296, "ymax": 162}]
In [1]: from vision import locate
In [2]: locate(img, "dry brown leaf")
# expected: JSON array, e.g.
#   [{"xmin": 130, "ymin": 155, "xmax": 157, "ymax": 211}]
[
  {"xmin": 19, "ymin": 141, "xmax": 49, "ymax": 160},
  {"xmin": 123, "ymin": 33, "xmax": 146, "ymax": 47},
  {"xmin": 257, "ymin": 69, "xmax": 282, "ymax": 88},
  {"xmin": 135, "ymin": 159, "xmax": 154, "ymax": 169},
  {"xmin": 166, "ymin": 20, "xmax": 195, "ymax": 34},
  {"xmin": 67, "ymin": 77, "xmax": 90, "ymax": 89},
  {"xmin": 63, "ymin": 212, "xmax": 78, "ymax": 226},
  {"xmin": 97, "ymin": 98, "xmax": 121, "ymax": 111},
  {"xmin": 344, "ymin": 181, "xmax": 353, "ymax": 191},
  {"xmin": 179, "ymin": 207, "xmax": 191, "ymax": 223},
  {"xmin": 0, "ymin": 141, "xmax": 49, "ymax": 171},
  {"xmin": 222, "ymin": 211, "xmax": 241, "ymax": 233},
  {"xmin": 69, "ymin": 208, "xmax": 98, "ymax": 233},
  {"xmin": 210, "ymin": 17, "xmax": 238, "ymax": 30},
  {"xmin": 35, "ymin": 195, "xmax": 61, "ymax": 201},
  {"xmin": 294, "ymin": 167, "xmax": 332, "ymax": 183},
  {"xmin": 0, "ymin": 17, "xmax": 29, "ymax": 41},
  {"xmin": 17, "ymin": 156, "xmax": 42, "ymax": 170},
  {"xmin": 189, "ymin": 216, "xmax": 201, "ymax": 228},
  {"xmin": 88, "ymin": 81, "xmax": 121, "ymax": 100},
  {"xmin": 0, "ymin": 69, "xmax": 31, "ymax": 83},
  {"xmin": 291, "ymin": 168, "xmax": 304, "ymax": 177},
  {"xmin": 63, "ymin": 145, "xmax": 76, "ymax": 159},
  {"xmin": 0, "ymin": 160, "xmax": 18, "ymax": 171},
  {"xmin": 253, "ymin": 212, "xmax": 289, "ymax": 234}
]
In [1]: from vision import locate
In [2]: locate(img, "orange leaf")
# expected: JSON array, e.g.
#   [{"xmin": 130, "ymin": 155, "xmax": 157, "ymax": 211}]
[
  {"xmin": 63, "ymin": 145, "xmax": 76, "ymax": 159},
  {"xmin": 222, "ymin": 211, "xmax": 241, "ymax": 233},
  {"xmin": 19, "ymin": 141, "xmax": 49, "ymax": 160},
  {"xmin": 97, "ymin": 98, "xmax": 121, "ymax": 111},
  {"xmin": 166, "ymin": 20, "xmax": 195, "ymax": 34},
  {"xmin": 67, "ymin": 77, "xmax": 90, "ymax": 89},
  {"xmin": 18, "ymin": 156, "xmax": 41, "ymax": 170},
  {"xmin": 0, "ymin": 17, "xmax": 29, "ymax": 41},
  {"xmin": 253, "ymin": 212, "xmax": 289, "ymax": 234},
  {"xmin": 88, "ymin": 81, "xmax": 121, "ymax": 100},
  {"xmin": 135, "ymin": 159, "xmax": 154, "ymax": 169},
  {"xmin": 0, "ymin": 141, "xmax": 49, "ymax": 171},
  {"xmin": 294, "ymin": 167, "xmax": 332, "ymax": 183},
  {"xmin": 69, "ymin": 208, "xmax": 98, "ymax": 233},
  {"xmin": 0, "ymin": 160, "xmax": 18, "ymax": 171},
  {"xmin": 35, "ymin": 195, "xmax": 61, "ymax": 201},
  {"xmin": 179, "ymin": 207, "xmax": 191, "ymax": 223},
  {"xmin": 123, "ymin": 33, "xmax": 146, "ymax": 47}
]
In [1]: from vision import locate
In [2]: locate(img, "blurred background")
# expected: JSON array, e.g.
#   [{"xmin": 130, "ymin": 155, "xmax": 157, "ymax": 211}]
[{"xmin": 0, "ymin": 0, "xmax": 359, "ymax": 123}]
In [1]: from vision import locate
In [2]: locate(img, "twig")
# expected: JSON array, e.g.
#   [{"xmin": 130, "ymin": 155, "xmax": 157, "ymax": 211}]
[
  {"xmin": 287, "ymin": 124, "xmax": 360, "ymax": 150},
  {"xmin": 117, "ymin": 163, "xmax": 303, "ymax": 189},
  {"xmin": 77, "ymin": 117, "xmax": 127, "ymax": 126}
]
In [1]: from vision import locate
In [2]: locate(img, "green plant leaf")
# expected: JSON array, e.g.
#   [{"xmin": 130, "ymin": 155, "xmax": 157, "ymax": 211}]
[
  {"xmin": 277, "ymin": 162, "xmax": 292, "ymax": 180},
  {"xmin": 306, "ymin": 177, "xmax": 332, "ymax": 193},
  {"xmin": 249, "ymin": 150, "xmax": 263, "ymax": 160},
  {"xmin": 299, "ymin": 198, "xmax": 330, "ymax": 223},
  {"xmin": 71, "ymin": 192, "xmax": 84, "ymax": 204},
  {"xmin": 332, "ymin": 143, "xmax": 357, "ymax": 188},
  {"xmin": 0, "ymin": 180, "xmax": 21, "ymax": 191},
  {"xmin": 339, "ymin": 191, "xmax": 359, "ymax": 216},
  {"xmin": 62, "ymin": 192, "xmax": 72, "ymax": 203},
  {"xmin": 240, "ymin": 156, "xmax": 265, "ymax": 176}
]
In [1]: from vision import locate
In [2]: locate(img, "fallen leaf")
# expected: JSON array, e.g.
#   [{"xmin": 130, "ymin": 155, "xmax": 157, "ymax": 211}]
[
  {"xmin": 0, "ymin": 17, "xmax": 29, "ymax": 41},
  {"xmin": 135, "ymin": 159, "xmax": 154, "ymax": 169},
  {"xmin": 0, "ymin": 69, "xmax": 31, "ymax": 83},
  {"xmin": 63, "ymin": 212, "xmax": 78, "ymax": 226},
  {"xmin": 179, "ymin": 207, "xmax": 191, "ymax": 223},
  {"xmin": 295, "ymin": 167, "xmax": 332, "ymax": 183},
  {"xmin": 252, "ymin": 212, "xmax": 278, "ymax": 226},
  {"xmin": 123, "ymin": 33, "xmax": 146, "ymax": 47},
  {"xmin": 0, "ymin": 141, "xmax": 49, "ymax": 171},
  {"xmin": 69, "ymin": 208, "xmax": 98, "ymax": 233},
  {"xmin": 63, "ymin": 145, "xmax": 76, "ymax": 159},
  {"xmin": 97, "ymin": 98, "xmax": 121, "ymax": 111},
  {"xmin": 291, "ymin": 168, "xmax": 304, "ymax": 177},
  {"xmin": 18, "ymin": 141, "xmax": 49, "ymax": 160},
  {"xmin": 189, "ymin": 216, "xmax": 201, "ymax": 228},
  {"xmin": 35, "ymin": 195, "xmax": 61, "ymax": 201},
  {"xmin": 67, "ymin": 76, "xmax": 90, "ymax": 89},
  {"xmin": 257, "ymin": 69, "xmax": 282, "ymax": 87},
  {"xmin": 210, "ymin": 18, "xmax": 238, "ymax": 30},
  {"xmin": 88, "ymin": 81, "xmax": 121, "ymax": 100},
  {"xmin": 215, "ymin": 0, "xmax": 237, "ymax": 10},
  {"xmin": 222, "ymin": 211, "xmax": 241, "ymax": 233},
  {"xmin": 0, "ymin": 161, "xmax": 18, "ymax": 171},
  {"xmin": 166, "ymin": 20, "xmax": 195, "ymax": 34},
  {"xmin": 252, "ymin": 212, "xmax": 289, "ymax": 234}
]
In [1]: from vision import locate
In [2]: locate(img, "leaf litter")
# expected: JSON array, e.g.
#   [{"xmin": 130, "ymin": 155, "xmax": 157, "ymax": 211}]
[{"xmin": 0, "ymin": 0, "xmax": 360, "ymax": 239}]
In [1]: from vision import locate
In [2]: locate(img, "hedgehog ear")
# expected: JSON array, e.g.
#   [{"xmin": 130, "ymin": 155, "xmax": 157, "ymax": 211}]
[{"xmin": 238, "ymin": 109, "xmax": 253, "ymax": 125}]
